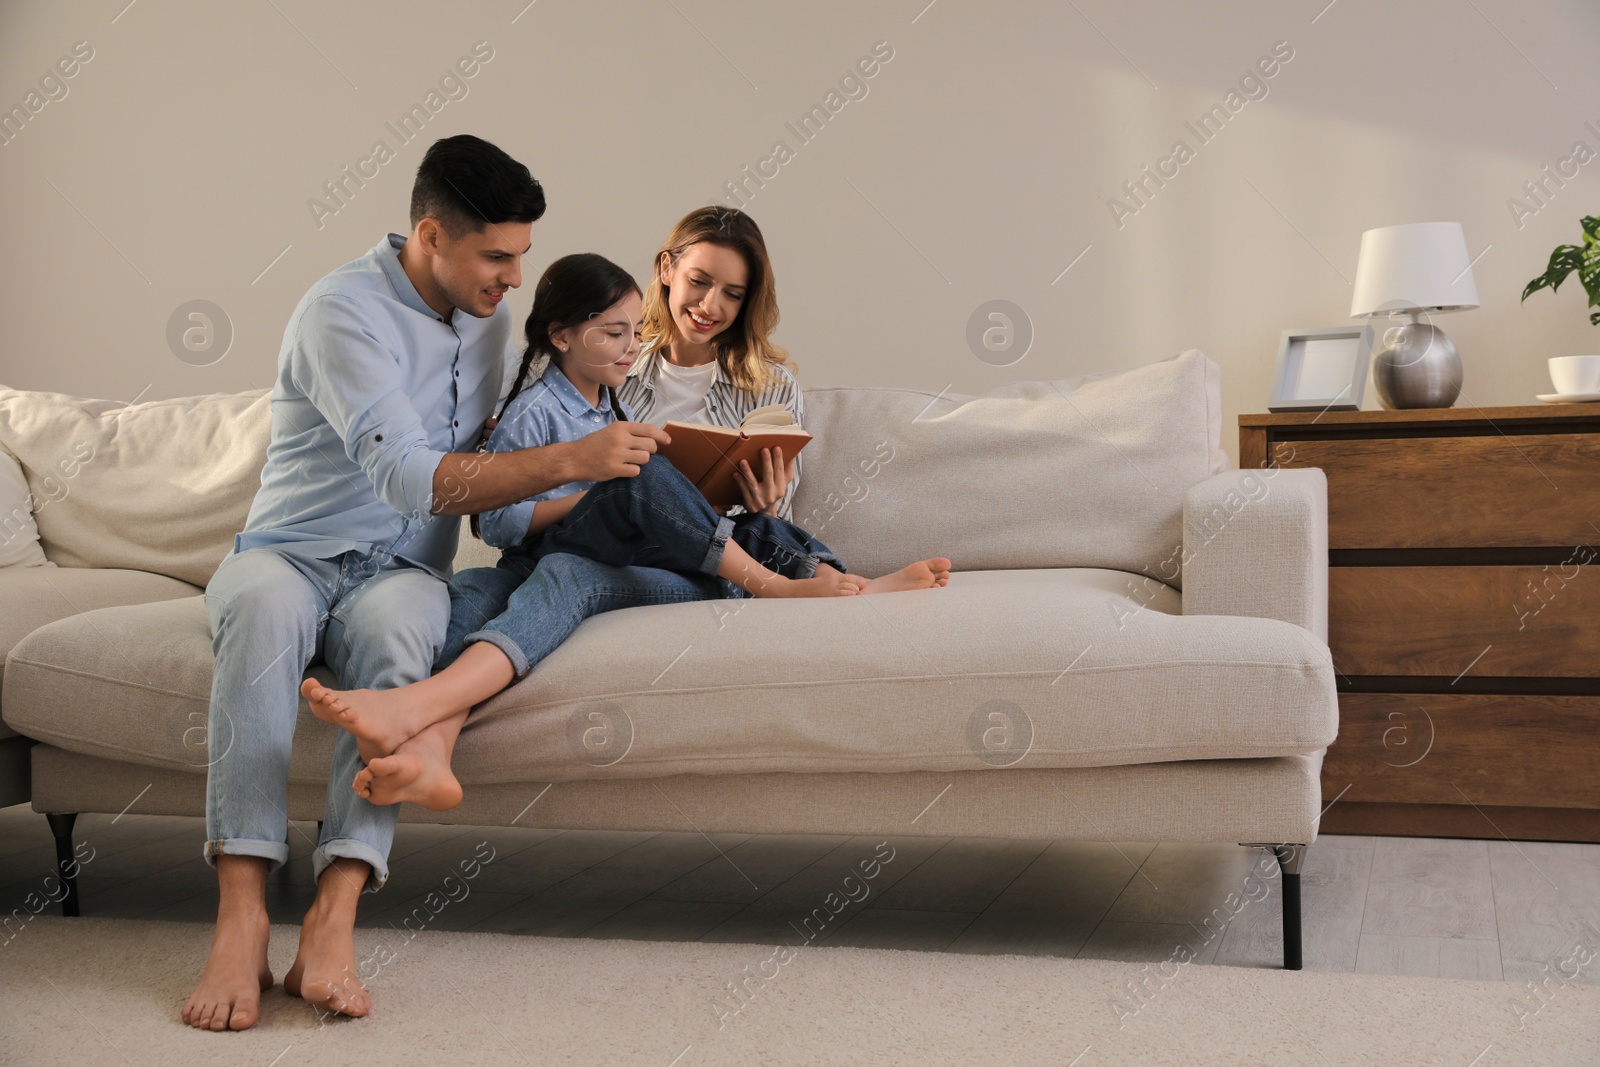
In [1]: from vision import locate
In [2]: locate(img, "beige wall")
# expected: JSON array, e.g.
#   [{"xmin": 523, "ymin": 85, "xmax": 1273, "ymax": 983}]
[{"xmin": 2, "ymin": 0, "xmax": 1597, "ymax": 467}]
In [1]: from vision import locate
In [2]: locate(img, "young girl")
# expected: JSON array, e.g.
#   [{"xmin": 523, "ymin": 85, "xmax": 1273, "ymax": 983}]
[{"xmin": 303, "ymin": 217, "xmax": 949, "ymax": 809}]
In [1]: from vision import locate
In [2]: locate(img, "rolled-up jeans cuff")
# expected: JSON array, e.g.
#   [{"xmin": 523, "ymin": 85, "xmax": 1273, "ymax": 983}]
[
  {"xmin": 802, "ymin": 548, "xmax": 847, "ymax": 578},
  {"xmin": 790, "ymin": 547, "xmax": 844, "ymax": 579},
  {"xmin": 465, "ymin": 629, "xmax": 530, "ymax": 679},
  {"xmin": 700, "ymin": 515, "xmax": 736, "ymax": 576},
  {"xmin": 314, "ymin": 838, "xmax": 390, "ymax": 893},
  {"xmin": 204, "ymin": 837, "xmax": 290, "ymax": 872}
]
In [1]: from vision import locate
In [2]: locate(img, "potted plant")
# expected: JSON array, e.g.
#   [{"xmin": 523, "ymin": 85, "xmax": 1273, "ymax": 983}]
[{"xmin": 1522, "ymin": 214, "xmax": 1599, "ymax": 325}]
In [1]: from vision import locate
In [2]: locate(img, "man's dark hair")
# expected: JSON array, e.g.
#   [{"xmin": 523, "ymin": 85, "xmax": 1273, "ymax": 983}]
[{"xmin": 410, "ymin": 134, "xmax": 546, "ymax": 237}]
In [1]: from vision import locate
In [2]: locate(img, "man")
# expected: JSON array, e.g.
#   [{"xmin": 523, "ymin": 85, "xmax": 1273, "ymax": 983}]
[{"xmin": 182, "ymin": 134, "xmax": 670, "ymax": 1031}]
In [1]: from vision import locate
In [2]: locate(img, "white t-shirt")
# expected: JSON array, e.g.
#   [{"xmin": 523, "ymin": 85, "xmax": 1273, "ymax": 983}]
[{"xmin": 646, "ymin": 357, "xmax": 717, "ymax": 426}]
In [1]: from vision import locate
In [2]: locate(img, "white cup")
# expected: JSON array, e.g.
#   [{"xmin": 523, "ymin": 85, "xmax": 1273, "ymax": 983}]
[{"xmin": 1549, "ymin": 355, "xmax": 1600, "ymax": 396}]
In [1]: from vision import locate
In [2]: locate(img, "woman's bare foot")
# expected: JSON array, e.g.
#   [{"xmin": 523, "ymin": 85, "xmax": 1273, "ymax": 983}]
[
  {"xmin": 353, "ymin": 728, "xmax": 464, "ymax": 811},
  {"xmin": 858, "ymin": 557, "xmax": 952, "ymax": 594},
  {"xmin": 182, "ymin": 909, "xmax": 272, "ymax": 1031},
  {"xmin": 302, "ymin": 678, "xmax": 420, "ymax": 764},
  {"xmin": 284, "ymin": 897, "xmax": 371, "ymax": 1021},
  {"xmin": 749, "ymin": 569, "xmax": 861, "ymax": 599}
]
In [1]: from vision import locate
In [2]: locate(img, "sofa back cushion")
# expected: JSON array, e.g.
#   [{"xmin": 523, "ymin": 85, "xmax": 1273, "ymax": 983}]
[
  {"xmin": 0, "ymin": 388, "xmax": 271, "ymax": 587},
  {"xmin": 0, "ymin": 451, "xmax": 52, "ymax": 570},
  {"xmin": 791, "ymin": 350, "xmax": 1225, "ymax": 587},
  {"xmin": 0, "ymin": 349, "xmax": 1224, "ymax": 588}
]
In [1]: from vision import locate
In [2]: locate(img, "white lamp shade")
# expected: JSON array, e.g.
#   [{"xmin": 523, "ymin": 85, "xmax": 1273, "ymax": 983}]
[{"xmin": 1350, "ymin": 221, "xmax": 1480, "ymax": 317}]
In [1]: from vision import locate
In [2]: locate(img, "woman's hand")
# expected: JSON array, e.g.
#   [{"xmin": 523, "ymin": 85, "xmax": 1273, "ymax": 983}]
[{"xmin": 732, "ymin": 446, "xmax": 796, "ymax": 516}]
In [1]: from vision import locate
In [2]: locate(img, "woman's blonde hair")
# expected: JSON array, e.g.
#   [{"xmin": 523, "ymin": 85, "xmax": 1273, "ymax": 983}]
[{"xmin": 640, "ymin": 206, "xmax": 795, "ymax": 390}]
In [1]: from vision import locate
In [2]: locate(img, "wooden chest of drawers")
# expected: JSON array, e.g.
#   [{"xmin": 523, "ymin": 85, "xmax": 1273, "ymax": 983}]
[{"xmin": 1241, "ymin": 405, "xmax": 1600, "ymax": 842}]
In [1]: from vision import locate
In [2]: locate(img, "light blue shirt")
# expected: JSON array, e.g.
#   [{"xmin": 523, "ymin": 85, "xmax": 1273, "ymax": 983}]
[
  {"xmin": 234, "ymin": 232, "xmax": 514, "ymax": 579},
  {"xmin": 478, "ymin": 362, "xmax": 633, "ymax": 550}
]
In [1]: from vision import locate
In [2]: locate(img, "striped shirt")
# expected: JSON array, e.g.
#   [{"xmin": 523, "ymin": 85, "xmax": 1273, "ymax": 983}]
[{"xmin": 618, "ymin": 346, "xmax": 804, "ymax": 522}]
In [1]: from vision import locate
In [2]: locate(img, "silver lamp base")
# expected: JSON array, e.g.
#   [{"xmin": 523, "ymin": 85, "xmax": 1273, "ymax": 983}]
[{"xmin": 1372, "ymin": 321, "xmax": 1462, "ymax": 409}]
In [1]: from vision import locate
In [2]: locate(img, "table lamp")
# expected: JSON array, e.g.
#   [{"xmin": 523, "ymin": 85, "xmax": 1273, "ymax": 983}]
[{"xmin": 1349, "ymin": 221, "xmax": 1480, "ymax": 408}]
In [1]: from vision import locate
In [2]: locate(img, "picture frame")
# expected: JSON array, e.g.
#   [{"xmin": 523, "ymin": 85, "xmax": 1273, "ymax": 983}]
[{"xmin": 1268, "ymin": 325, "xmax": 1374, "ymax": 412}]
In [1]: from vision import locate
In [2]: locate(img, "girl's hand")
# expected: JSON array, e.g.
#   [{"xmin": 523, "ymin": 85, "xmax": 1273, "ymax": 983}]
[
  {"xmin": 732, "ymin": 446, "xmax": 796, "ymax": 516},
  {"xmin": 477, "ymin": 416, "xmax": 499, "ymax": 451}
]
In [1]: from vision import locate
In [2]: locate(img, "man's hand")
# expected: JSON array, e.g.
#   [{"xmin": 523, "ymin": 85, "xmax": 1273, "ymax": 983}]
[{"xmin": 570, "ymin": 421, "xmax": 671, "ymax": 482}]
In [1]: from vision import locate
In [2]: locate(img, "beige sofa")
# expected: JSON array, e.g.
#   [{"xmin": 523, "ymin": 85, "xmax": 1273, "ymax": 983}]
[{"xmin": 0, "ymin": 351, "xmax": 1336, "ymax": 968}]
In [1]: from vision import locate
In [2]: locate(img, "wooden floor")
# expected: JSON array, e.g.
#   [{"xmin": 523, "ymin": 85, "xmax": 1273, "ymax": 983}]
[{"xmin": 2, "ymin": 804, "xmax": 1596, "ymax": 984}]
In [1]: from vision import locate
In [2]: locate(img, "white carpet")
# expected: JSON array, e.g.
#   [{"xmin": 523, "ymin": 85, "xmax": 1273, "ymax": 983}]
[{"xmin": 2, "ymin": 917, "xmax": 1596, "ymax": 1066}]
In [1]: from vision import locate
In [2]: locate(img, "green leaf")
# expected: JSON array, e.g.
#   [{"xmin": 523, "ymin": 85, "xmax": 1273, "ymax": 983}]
[
  {"xmin": 1522, "ymin": 217, "xmax": 1600, "ymax": 326},
  {"xmin": 1583, "ymin": 222, "xmax": 1600, "ymax": 312},
  {"xmin": 1522, "ymin": 243, "xmax": 1585, "ymax": 301}
]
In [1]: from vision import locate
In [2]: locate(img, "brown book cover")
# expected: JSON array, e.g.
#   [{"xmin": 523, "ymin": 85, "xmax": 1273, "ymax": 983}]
[{"xmin": 659, "ymin": 406, "xmax": 812, "ymax": 509}]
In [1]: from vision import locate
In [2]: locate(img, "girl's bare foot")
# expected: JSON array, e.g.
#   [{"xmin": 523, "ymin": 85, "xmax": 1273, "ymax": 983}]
[
  {"xmin": 750, "ymin": 569, "xmax": 861, "ymax": 599},
  {"xmin": 182, "ymin": 909, "xmax": 272, "ymax": 1031},
  {"xmin": 302, "ymin": 679, "xmax": 419, "ymax": 764},
  {"xmin": 354, "ymin": 731, "xmax": 464, "ymax": 811},
  {"xmin": 858, "ymin": 557, "xmax": 952, "ymax": 594}
]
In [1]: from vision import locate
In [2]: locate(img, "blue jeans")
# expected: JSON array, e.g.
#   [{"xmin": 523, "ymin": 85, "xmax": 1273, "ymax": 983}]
[
  {"xmin": 203, "ymin": 545, "xmax": 449, "ymax": 890},
  {"xmin": 531, "ymin": 454, "xmax": 845, "ymax": 582},
  {"xmin": 440, "ymin": 456, "xmax": 845, "ymax": 677}
]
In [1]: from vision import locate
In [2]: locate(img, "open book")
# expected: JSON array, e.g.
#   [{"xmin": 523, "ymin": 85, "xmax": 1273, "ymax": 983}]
[{"xmin": 659, "ymin": 403, "xmax": 813, "ymax": 509}]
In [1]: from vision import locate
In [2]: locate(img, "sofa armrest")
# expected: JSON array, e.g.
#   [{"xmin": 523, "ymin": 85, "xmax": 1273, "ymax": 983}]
[
  {"xmin": 1179, "ymin": 467, "xmax": 1328, "ymax": 642},
  {"xmin": 1, "ymin": 567, "xmax": 203, "ymax": 738}
]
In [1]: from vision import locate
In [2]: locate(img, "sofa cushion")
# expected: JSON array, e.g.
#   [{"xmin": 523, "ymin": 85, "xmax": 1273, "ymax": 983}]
[
  {"xmin": 790, "ymin": 350, "xmax": 1226, "ymax": 590},
  {"xmin": 450, "ymin": 515, "xmax": 502, "ymax": 574},
  {"xmin": 0, "ymin": 567, "xmax": 202, "ymax": 741},
  {"xmin": 0, "ymin": 451, "xmax": 50, "ymax": 569},
  {"xmin": 1, "ymin": 568, "xmax": 1336, "ymax": 782},
  {"xmin": 0, "ymin": 387, "xmax": 271, "ymax": 587}
]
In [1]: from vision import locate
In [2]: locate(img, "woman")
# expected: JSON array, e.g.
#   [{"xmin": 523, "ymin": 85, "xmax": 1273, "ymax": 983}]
[
  {"xmin": 619, "ymin": 205, "xmax": 804, "ymax": 521},
  {"xmin": 303, "ymin": 208, "xmax": 949, "ymax": 809}
]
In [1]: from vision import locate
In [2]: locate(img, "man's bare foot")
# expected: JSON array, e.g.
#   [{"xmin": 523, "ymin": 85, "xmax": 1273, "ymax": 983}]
[
  {"xmin": 749, "ymin": 569, "xmax": 861, "ymax": 599},
  {"xmin": 302, "ymin": 678, "xmax": 419, "ymax": 764},
  {"xmin": 182, "ymin": 909, "xmax": 272, "ymax": 1031},
  {"xmin": 284, "ymin": 897, "xmax": 371, "ymax": 1021},
  {"xmin": 858, "ymin": 557, "xmax": 953, "ymax": 594},
  {"xmin": 353, "ymin": 739, "xmax": 464, "ymax": 811}
]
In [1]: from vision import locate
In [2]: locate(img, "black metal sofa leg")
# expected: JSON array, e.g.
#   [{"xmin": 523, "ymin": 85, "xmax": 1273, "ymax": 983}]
[
  {"xmin": 1274, "ymin": 844, "xmax": 1304, "ymax": 970},
  {"xmin": 45, "ymin": 812, "xmax": 80, "ymax": 917}
]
